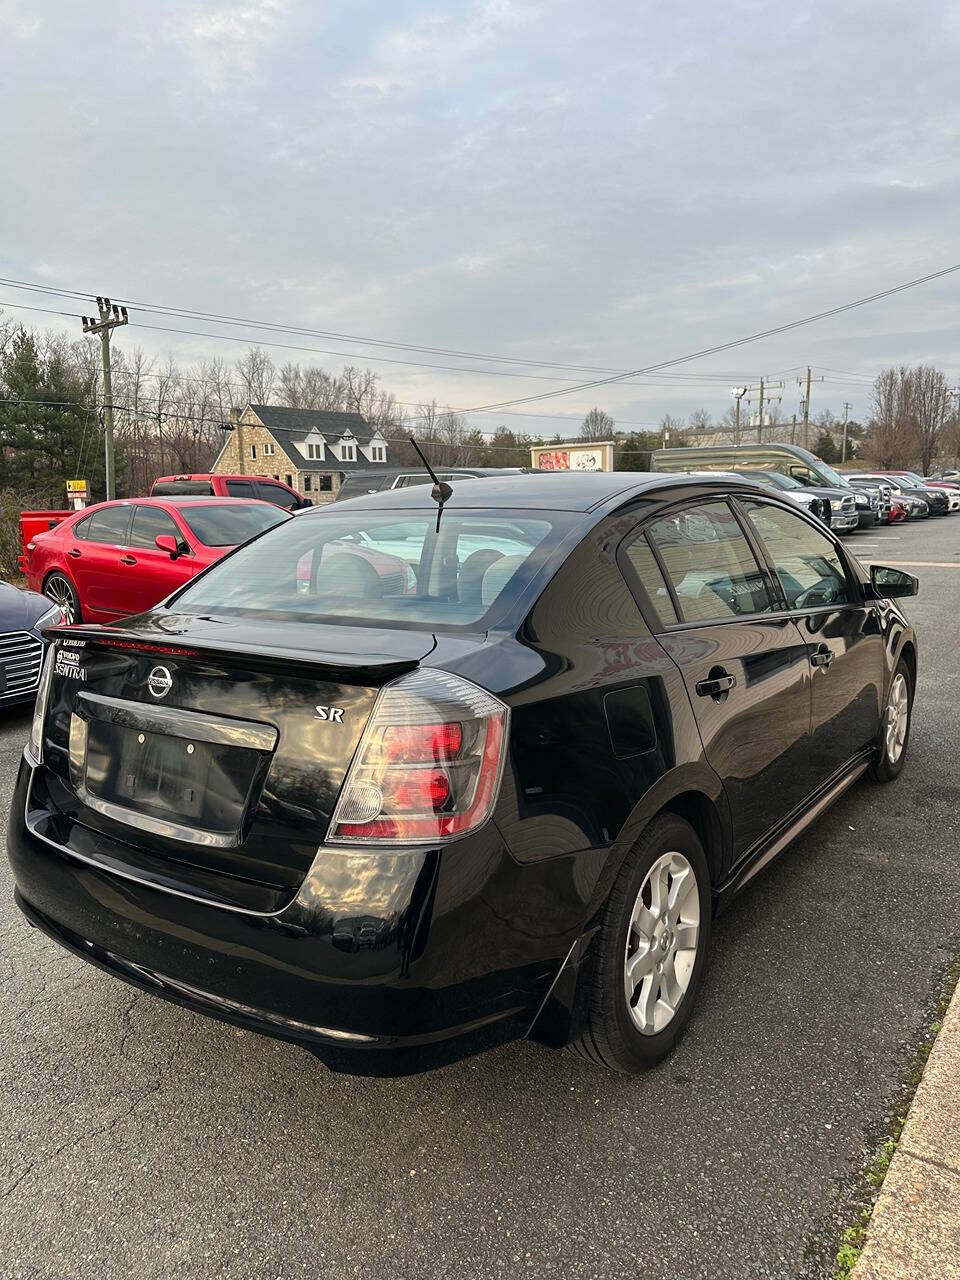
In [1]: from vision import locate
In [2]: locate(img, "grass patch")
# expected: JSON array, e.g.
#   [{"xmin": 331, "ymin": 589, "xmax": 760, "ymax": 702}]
[{"xmin": 831, "ymin": 962, "xmax": 958, "ymax": 1280}]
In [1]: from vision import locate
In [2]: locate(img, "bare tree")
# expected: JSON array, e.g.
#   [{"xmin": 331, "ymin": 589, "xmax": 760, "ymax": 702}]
[
  {"xmin": 688, "ymin": 407, "xmax": 712, "ymax": 435},
  {"xmin": 580, "ymin": 407, "xmax": 614, "ymax": 440},
  {"xmin": 236, "ymin": 347, "xmax": 276, "ymax": 404},
  {"xmin": 866, "ymin": 366, "xmax": 914, "ymax": 467},
  {"xmin": 912, "ymin": 364, "xmax": 951, "ymax": 473}
]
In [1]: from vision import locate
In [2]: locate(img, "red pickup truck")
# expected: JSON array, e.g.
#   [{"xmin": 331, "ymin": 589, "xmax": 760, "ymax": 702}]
[
  {"xmin": 150, "ymin": 473, "xmax": 310, "ymax": 510},
  {"xmin": 16, "ymin": 510, "xmax": 73, "ymax": 573}
]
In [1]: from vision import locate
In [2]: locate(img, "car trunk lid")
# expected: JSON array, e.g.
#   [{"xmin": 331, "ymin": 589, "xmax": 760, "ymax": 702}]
[{"xmin": 39, "ymin": 616, "xmax": 436, "ymax": 906}]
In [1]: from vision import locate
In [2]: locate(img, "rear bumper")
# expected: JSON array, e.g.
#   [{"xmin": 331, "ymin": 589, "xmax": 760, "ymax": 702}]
[{"xmin": 7, "ymin": 754, "xmax": 588, "ymax": 1075}]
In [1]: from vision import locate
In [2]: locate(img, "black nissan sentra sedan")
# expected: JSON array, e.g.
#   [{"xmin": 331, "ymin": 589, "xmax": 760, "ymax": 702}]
[{"xmin": 8, "ymin": 473, "xmax": 918, "ymax": 1076}]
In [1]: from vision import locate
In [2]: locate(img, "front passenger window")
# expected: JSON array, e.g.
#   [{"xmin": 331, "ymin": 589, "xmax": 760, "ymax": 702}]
[
  {"xmin": 646, "ymin": 502, "xmax": 773, "ymax": 623},
  {"xmin": 742, "ymin": 501, "xmax": 851, "ymax": 609}
]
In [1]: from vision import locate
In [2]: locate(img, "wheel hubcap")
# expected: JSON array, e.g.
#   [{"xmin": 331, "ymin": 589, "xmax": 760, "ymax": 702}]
[
  {"xmin": 45, "ymin": 577, "xmax": 75, "ymax": 624},
  {"xmin": 884, "ymin": 673, "xmax": 909, "ymax": 764},
  {"xmin": 624, "ymin": 851, "xmax": 700, "ymax": 1035}
]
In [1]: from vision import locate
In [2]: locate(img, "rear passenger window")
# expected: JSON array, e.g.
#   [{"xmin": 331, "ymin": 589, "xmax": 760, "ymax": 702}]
[
  {"xmin": 742, "ymin": 500, "xmax": 851, "ymax": 608},
  {"xmin": 226, "ymin": 480, "xmax": 256, "ymax": 497},
  {"xmin": 622, "ymin": 535, "xmax": 680, "ymax": 626},
  {"xmin": 83, "ymin": 506, "xmax": 131, "ymax": 545},
  {"xmin": 646, "ymin": 502, "xmax": 773, "ymax": 623}
]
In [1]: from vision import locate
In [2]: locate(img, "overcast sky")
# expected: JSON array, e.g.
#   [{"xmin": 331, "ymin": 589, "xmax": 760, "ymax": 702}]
[{"xmin": 1, "ymin": 0, "xmax": 958, "ymax": 436}]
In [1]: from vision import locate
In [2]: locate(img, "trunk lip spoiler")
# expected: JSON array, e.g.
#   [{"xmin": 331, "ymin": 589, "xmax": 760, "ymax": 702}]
[{"xmin": 43, "ymin": 624, "xmax": 424, "ymax": 684}]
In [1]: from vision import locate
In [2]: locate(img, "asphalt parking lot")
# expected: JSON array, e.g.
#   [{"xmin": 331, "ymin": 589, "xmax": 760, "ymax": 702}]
[{"xmin": 2, "ymin": 514, "xmax": 959, "ymax": 1280}]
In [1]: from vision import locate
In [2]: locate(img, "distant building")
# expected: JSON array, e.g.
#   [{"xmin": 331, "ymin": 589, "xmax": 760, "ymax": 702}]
[{"xmin": 212, "ymin": 404, "xmax": 390, "ymax": 502}]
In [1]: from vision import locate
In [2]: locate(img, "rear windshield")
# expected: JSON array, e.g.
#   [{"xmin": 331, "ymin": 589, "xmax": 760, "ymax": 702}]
[
  {"xmin": 178, "ymin": 503, "xmax": 289, "ymax": 547},
  {"xmin": 169, "ymin": 508, "xmax": 577, "ymax": 628},
  {"xmin": 152, "ymin": 481, "xmax": 215, "ymax": 496}
]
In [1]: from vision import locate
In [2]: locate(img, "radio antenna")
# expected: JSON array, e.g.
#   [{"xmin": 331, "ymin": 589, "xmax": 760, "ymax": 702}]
[{"xmin": 409, "ymin": 437, "xmax": 453, "ymax": 532}]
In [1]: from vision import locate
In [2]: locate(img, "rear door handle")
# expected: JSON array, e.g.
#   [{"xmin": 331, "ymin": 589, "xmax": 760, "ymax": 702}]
[
  {"xmin": 810, "ymin": 646, "xmax": 834, "ymax": 668},
  {"xmin": 120, "ymin": 555, "xmax": 137, "ymax": 566},
  {"xmin": 67, "ymin": 548, "xmax": 81, "ymax": 558},
  {"xmin": 695, "ymin": 670, "xmax": 736, "ymax": 698}
]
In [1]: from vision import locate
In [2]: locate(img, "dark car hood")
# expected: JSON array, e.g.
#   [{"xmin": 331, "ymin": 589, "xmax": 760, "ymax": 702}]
[{"xmin": 0, "ymin": 581, "xmax": 52, "ymax": 632}]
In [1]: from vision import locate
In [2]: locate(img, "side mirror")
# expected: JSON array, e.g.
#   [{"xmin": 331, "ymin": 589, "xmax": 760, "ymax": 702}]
[
  {"xmin": 870, "ymin": 564, "xmax": 918, "ymax": 599},
  {"xmin": 155, "ymin": 534, "xmax": 180, "ymax": 559}
]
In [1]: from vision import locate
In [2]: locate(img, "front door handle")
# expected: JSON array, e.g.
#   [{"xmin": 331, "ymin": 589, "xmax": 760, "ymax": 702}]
[
  {"xmin": 120, "ymin": 555, "xmax": 137, "ymax": 566},
  {"xmin": 696, "ymin": 669, "xmax": 736, "ymax": 698},
  {"xmin": 810, "ymin": 646, "xmax": 834, "ymax": 669}
]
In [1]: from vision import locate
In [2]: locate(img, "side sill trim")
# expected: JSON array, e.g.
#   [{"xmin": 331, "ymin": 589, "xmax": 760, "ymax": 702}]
[{"xmin": 719, "ymin": 756, "xmax": 870, "ymax": 897}]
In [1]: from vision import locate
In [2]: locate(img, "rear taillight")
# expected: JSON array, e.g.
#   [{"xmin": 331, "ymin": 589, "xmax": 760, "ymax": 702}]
[
  {"xmin": 328, "ymin": 668, "xmax": 509, "ymax": 845},
  {"xmin": 29, "ymin": 644, "xmax": 57, "ymax": 765}
]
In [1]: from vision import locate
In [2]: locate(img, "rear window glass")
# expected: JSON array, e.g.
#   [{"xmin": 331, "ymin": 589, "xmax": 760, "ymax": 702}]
[
  {"xmin": 169, "ymin": 509, "xmax": 576, "ymax": 629},
  {"xmin": 152, "ymin": 481, "xmax": 215, "ymax": 496},
  {"xmin": 177, "ymin": 503, "xmax": 288, "ymax": 547}
]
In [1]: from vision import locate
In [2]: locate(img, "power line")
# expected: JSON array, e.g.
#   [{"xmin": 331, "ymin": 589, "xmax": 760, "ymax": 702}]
[
  {"xmin": 0, "ymin": 295, "xmax": 759, "ymax": 390},
  {"xmin": 0, "ymin": 274, "xmax": 795, "ymax": 380},
  {"xmin": 454, "ymin": 261, "xmax": 960, "ymax": 416}
]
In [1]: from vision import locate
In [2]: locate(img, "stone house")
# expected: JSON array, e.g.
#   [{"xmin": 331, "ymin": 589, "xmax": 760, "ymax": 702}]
[{"xmin": 211, "ymin": 404, "xmax": 390, "ymax": 503}]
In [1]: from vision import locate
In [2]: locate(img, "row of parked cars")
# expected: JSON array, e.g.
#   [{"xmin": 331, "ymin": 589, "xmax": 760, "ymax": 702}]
[{"xmin": 4, "ymin": 446, "xmax": 923, "ymax": 1079}]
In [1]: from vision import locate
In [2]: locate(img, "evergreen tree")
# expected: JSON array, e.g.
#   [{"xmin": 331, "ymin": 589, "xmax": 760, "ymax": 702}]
[
  {"xmin": 0, "ymin": 328, "xmax": 103, "ymax": 502},
  {"xmin": 812, "ymin": 430, "xmax": 840, "ymax": 464}
]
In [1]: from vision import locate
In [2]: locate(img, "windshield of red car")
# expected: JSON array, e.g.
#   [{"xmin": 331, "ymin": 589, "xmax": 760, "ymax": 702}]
[
  {"xmin": 169, "ymin": 508, "xmax": 576, "ymax": 629},
  {"xmin": 177, "ymin": 503, "xmax": 289, "ymax": 547}
]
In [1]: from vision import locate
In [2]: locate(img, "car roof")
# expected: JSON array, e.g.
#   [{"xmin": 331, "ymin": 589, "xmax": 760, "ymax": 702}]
[
  {"xmin": 313, "ymin": 470, "xmax": 773, "ymax": 514},
  {"xmin": 72, "ymin": 496, "xmax": 276, "ymax": 514}
]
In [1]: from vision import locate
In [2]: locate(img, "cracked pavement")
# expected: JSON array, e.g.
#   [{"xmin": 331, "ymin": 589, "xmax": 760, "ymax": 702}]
[{"xmin": 2, "ymin": 516, "xmax": 959, "ymax": 1280}]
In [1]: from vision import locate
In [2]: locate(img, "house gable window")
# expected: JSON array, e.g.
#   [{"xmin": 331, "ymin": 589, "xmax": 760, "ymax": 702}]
[
  {"xmin": 263, "ymin": 442, "xmax": 275, "ymax": 457},
  {"xmin": 306, "ymin": 441, "xmax": 324, "ymax": 460},
  {"xmin": 250, "ymin": 444, "xmax": 257, "ymax": 460},
  {"xmin": 370, "ymin": 443, "xmax": 386, "ymax": 463},
  {"xmin": 341, "ymin": 441, "xmax": 356, "ymax": 462}
]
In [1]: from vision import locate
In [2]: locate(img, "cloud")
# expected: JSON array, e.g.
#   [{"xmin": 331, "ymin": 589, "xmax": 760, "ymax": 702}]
[
  {"xmin": 0, "ymin": 0, "xmax": 41, "ymax": 38},
  {"xmin": 166, "ymin": 0, "xmax": 289, "ymax": 90}
]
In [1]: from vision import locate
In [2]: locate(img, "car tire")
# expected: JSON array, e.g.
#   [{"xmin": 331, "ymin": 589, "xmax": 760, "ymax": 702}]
[
  {"xmin": 569, "ymin": 814, "xmax": 712, "ymax": 1073},
  {"xmin": 43, "ymin": 572, "xmax": 81, "ymax": 625},
  {"xmin": 869, "ymin": 659, "xmax": 913, "ymax": 784}
]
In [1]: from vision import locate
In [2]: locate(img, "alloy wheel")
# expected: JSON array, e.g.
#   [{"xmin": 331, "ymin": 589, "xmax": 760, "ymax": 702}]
[
  {"xmin": 885, "ymin": 673, "xmax": 909, "ymax": 764},
  {"xmin": 624, "ymin": 851, "xmax": 700, "ymax": 1035},
  {"xmin": 44, "ymin": 575, "xmax": 78, "ymax": 624}
]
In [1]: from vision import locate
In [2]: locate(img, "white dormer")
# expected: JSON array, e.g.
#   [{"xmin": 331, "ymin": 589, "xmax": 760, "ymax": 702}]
[
  {"xmin": 364, "ymin": 431, "xmax": 388, "ymax": 464},
  {"xmin": 338, "ymin": 432, "xmax": 357, "ymax": 462},
  {"xmin": 301, "ymin": 430, "xmax": 325, "ymax": 461}
]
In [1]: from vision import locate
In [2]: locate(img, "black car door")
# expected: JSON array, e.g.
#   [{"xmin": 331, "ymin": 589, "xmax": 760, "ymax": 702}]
[
  {"xmin": 737, "ymin": 497, "xmax": 885, "ymax": 783},
  {"xmin": 623, "ymin": 499, "xmax": 815, "ymax": 859}
]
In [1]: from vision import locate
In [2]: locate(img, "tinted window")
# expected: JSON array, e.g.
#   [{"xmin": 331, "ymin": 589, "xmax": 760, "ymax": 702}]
[
  {"xmin": 226, "ymin": 480, "xmax": 256, "ymax": 498},
  {"xmin": 646, "ymin": 502, "xmax": 773, "ymax": 623},
  {"xmin": 742, "ymin": 501, "xmax": 851, "ymax": 608},
  {"xmin": 171, "ymin": 509, "xmax": 573, "ymax": 629},
  {"xmin": 177, "ymin": 503, "xmax": 288, "ymax": 547},
  {"xmin": 151, "ymin": 481, "xmax": 215, "ymax": 496},
  {"xmin": 257, "ymin": 482, "xmax": 300, "ymax": 510},
  {"xmin": 129, "ymin": 506, "xmax": 182, "ymax": 549},
  {"xmin": 84, "ymin": 506, "xmax": 131, "ymax": 545},
  {"xmin": 622, "ymin": 534, "xmax": 679, "ymax": 626}
]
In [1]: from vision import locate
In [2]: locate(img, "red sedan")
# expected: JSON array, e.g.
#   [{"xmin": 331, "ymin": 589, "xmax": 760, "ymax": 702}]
[{"xmin": 25, "ymin": 497, "xmax": 289, "ymax": 624}]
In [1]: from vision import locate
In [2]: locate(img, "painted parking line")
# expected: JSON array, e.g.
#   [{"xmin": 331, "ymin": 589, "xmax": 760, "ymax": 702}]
[{"xmin": 877, "ymin": 561, "xmax": 960, "ymax": 568}]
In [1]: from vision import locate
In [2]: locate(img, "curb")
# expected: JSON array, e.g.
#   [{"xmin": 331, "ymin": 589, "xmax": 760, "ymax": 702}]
[{"xmin": 851, "ymin": 974, "xmax": 960, "ymax": 1279}]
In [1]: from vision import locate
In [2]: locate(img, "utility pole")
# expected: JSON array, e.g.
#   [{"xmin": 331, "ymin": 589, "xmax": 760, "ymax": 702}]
[
  {"xmin": 798, "ymin": 367, "xmax": 824, "ymax": 451},
  {"xmin": 791, "ymin": 413, "xmax": 797, "ymax": 444},
  {"xmin": 81, "ymin": 297, "xmax": 128, "ymax": 500},
  {"xmin": 731, "ymin": 386, "xmax": 747, "ymax": 446},
  {"xmin": 841, "ymin": 401, "xmax": 853, "ymax": 463},
  {"xmin": 742, "ymin": 378, "xmax": 783, "ymax": 443}
]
